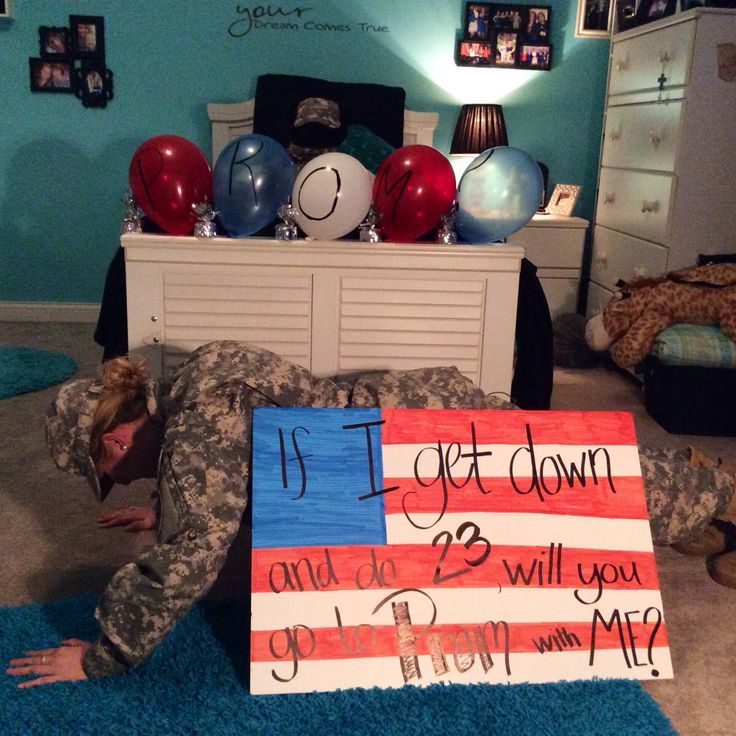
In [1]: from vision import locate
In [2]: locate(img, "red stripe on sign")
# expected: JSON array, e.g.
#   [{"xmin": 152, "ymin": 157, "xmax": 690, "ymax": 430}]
[
  {"xmin": 251, "ymin": 619, "xmax": 668, "ymax": 662},
  {"xmin": 380, "ymin": 409, "xmax": 638, "ymax": 446},
  {"xmin": 251, "ymin": 544, "xmax": 659, "ymax": 593},
  {"xmin": 383, "ymin": 475, "xmax": 649, "ymax": 519}
]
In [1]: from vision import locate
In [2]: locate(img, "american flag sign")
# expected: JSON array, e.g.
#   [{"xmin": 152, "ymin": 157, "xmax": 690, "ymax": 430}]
[{"xmin": 250, "ymin": 407, "xmax": 672, "ymax": 694}]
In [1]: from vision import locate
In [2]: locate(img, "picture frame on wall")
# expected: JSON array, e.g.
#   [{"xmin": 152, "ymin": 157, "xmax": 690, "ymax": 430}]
[
  {"xmin": 638, "ymin": 0, "xmax": 678, "ymax": 22},
  {"xmin": 456, "ymin": 39, "xmax": 494, "ymax": 66},
  {"xmin": 546, "ymin": 184, "xmax": 581, "ymax": 216},
  {"xmin": 524, "ymin": 5, "xmax": 551, "ymax": 41},
  {"xmin": 575, "ymin": 0, "xmax": 613, "ymax": 37},
  {"xmin": 29, "ymin": 58, "xmax": 73, "ymax": 92},
  {"xmin": 73, "ymin": 64, "xmax": 114, "ymax": 108},
  {"xmin": 70, "ymin": 15, "xmax": 105, "ymax": 59},
  {"xmin": 495, "ymin": 31, "xmax": 519, "ymax": 66},
  {"xmin": 464, "ymin": 2, "xmax": 493, "ymax": 40},
  {"xmin": 0, "ymin": 0, "xmax": 11, "ymax": 19},
  {"xmin": 519, "ymin": 43, "xmax": 552, "ymax": 69},
  {"xmin": 39, "ymin": 26, "xmax": 70, "ymax": 58},
  {"xmin": 490, "ymin": 3, "xmax": 525, "ymax": 31}
]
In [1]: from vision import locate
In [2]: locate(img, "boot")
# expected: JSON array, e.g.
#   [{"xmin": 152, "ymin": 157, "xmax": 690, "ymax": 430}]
[
  {"xmin": 671, "ymin": 522, "xmax": 731, "ymax": 556},
  {"xmin": 708, "ymin": 551, "xmax": 736, "ymax": 589}
]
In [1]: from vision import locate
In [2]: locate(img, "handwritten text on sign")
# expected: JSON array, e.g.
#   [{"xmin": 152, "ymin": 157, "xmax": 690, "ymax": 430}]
[{"xmin": 250, "ymin": 408, "xmax": 672, "ymax": 694}]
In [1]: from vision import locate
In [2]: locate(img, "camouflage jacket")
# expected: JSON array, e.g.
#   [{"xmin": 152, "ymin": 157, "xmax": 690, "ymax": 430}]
[
  {"xmin": 82, "ymin": 341, "xmax": 348, "ymax": 677},
  {"xmin": 81, "ymin": 342, "xmax": 733, "ymax": 675}
]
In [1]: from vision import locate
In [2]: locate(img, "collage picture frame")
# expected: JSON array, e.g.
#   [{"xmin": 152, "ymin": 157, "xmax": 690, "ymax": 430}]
[
  {"xmin": 29, "ymin": 14, "xmax": 113, "ymax": 107},
  {"xmin": 457, "ymin": 3, "xmax": 553, "ymax": 70}
]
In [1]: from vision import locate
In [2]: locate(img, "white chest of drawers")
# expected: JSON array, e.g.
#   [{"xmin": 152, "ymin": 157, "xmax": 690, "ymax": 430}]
[
  {"xmin": 586, "ymin": 7, "xmax": 736, "ymax": 316},
  {"xmin": 121, "ymin": 234, "xmax": 524, "ymax": 395}
]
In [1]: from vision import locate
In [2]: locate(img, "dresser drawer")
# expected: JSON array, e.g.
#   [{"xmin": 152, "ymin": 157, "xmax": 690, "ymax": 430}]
[
  {"xmin": 595, "ymin": 168, "xmax": 674, "ymax": 244},
  {"xmin": 601, "ymin": 100, "xmax": 683, "ymax": 172},
  {"xmin": 608, "ymin": 19, "xmax": 695, "ymax": 96},
  {"xmin": 507, "ymin": 222, "xmax": 586, "ymax": 269},
  {"xmin": 590, "ymin": 225, "xmax": 668, "ymax": 291}
]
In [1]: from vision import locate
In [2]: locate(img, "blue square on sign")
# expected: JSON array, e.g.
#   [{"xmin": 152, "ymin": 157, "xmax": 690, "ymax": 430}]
[{"xmin": 251, "ymin": 407, "xmax": 388, "ymax": 548}]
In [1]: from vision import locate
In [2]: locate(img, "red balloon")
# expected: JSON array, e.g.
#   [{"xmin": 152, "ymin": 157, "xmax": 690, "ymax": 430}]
[
  {"xmin": 128, "ymin": 135, "xmax": 212, "ymax": 235},
  {"xmin": 372, "ymin": 145, "xmax": 456, "ymax": 242}
]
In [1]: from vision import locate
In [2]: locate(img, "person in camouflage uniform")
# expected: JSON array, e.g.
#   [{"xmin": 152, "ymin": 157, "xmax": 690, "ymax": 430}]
[{"xmin": 8, "ymin": 341, "xmax": 735, "ymax": 686}]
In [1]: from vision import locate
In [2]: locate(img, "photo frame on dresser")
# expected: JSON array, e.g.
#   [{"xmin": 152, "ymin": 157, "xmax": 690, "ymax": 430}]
[
  {"xmin": 546, "ymin": 184, "xmax": 581, "ymax": 216},
  {"xmin": 575, "ymin": 0, "xmax": 614, "ymax": 37}
]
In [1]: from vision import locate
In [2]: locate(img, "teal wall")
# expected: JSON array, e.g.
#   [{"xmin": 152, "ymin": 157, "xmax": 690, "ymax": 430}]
[{"xmin": 0, "ymin": 0, "xmax": 610, "ymax": 304}]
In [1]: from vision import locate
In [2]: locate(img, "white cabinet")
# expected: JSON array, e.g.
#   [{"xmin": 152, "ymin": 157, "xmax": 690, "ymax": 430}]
[
  {"xmin": 508, "ymin": 214, "xmax": 588, "ymax": 318},
  {"xmin": 120, "ymin": 234, "xmax": 524, "ymax": 395},
  {"xmin": 587, "ymin": 8, "xmax": 736, "ymax": 313}
]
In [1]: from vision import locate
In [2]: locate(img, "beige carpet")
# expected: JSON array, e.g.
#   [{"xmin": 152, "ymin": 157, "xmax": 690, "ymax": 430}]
[{"xmin": 1, "ymin": 320, "xmax": 734, "ymax": 735}]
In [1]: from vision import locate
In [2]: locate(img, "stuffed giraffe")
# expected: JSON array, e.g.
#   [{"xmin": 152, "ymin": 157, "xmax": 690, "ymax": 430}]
[{"xmin": 585, "ymin": 262, "xmax": 736, "ymax": 369}]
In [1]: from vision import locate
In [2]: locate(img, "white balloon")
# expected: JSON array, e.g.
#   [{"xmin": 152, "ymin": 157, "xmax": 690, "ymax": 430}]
[{"xmin": 292, "ymin": 153, "xmax": 373, "ymax": 240}]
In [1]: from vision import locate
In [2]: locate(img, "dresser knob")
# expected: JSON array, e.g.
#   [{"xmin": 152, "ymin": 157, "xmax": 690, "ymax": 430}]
[
  {"xmin": 150, "ymin": 315, "xmax": 158, "ymax": 322},
  {"xmin": 648, "ymin": 130, "xmax": 661, "ymax": 148},
  {"xmin": 603, "ymin": 192, "xmax": 615, "ymax": 204},
  {"xmin": 641, "ymin": 200, "xmax": 659, "ymax": 213},
  {"xmin": 659, "ymin": 50, "xmax": 670, "ymax": 64},
  {"xmin": 152, "ymin": 336, "xmax": 160, "ymax": 344},
  {"xmin": 595, "ymin": 252, "xmax": 608, "ymax": 264},
  {"xmin": 633, "ymin": 267, "xmax": 647, "ymax": 278},
  {"xmin": 609, "ymin": 129, "xmax": 621, "ymax": 141},
  {"xmin": 615, "ymin": 58, "xmax": 629, "ymax": 72}
]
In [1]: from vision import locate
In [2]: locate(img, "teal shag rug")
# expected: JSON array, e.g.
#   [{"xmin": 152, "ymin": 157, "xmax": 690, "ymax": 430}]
[
  {"xmin": 1, "ymin": 595, "xmax": 677, "ymax": 736},
  {"xmin": 0, "ymin": 346, "xmax": 77, "ymax": 400}
]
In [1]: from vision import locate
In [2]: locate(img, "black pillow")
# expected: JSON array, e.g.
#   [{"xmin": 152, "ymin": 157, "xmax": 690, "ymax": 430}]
[{"xmin": 253, "ymin": 74, "xmax": 406, "ymax": 149}]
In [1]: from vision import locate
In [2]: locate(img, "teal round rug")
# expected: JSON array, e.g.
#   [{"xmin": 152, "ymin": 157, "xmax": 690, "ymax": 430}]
[{"xmin": 0, "ymin": 346, "xmax": 77, "ymax": 399}]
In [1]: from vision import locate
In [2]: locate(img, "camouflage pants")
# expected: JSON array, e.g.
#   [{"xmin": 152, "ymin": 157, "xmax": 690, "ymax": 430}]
[{"xmin": 639, "ymin": 446, "xmax": 735, "ymax": 545}]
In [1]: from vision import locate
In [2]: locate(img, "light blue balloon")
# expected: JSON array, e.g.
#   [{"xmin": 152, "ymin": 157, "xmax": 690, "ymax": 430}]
[
  {"xmin": 213, "ymin": 134, "xmax": 296, "ymax": 237},
  {"xmin": 455, "ymin": 146, "xmax": 543, "ymax": 244}
]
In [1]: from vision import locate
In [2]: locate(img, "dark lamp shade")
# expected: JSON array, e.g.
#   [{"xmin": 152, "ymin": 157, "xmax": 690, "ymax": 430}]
[{"xmin": 450, "ymin": 104, "xmax": 508, "ymax": 154}]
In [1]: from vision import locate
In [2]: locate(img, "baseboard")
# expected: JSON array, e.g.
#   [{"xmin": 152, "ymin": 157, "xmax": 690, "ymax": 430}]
[{"xmin": 0, "ymin": 301, "xmax": 100, "ymax": 323}]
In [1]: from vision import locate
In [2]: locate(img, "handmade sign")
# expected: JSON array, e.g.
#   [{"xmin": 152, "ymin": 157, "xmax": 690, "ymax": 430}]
[{"xmin": 250, "ymin": 408, "xmax": 672, "ymax": 695}]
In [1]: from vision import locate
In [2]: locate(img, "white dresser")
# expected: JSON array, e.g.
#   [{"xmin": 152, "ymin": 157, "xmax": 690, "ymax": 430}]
[
  {"xmin": 121, "ymin": 234, "xmax": 524, "ymax": 395},
  {"xmin": 508, "ymin": 214, "xmax": 588, "ymax": 318},
  {"xmin": 586, "ymin": 7, "xmax": 736, "ymax": 316}
]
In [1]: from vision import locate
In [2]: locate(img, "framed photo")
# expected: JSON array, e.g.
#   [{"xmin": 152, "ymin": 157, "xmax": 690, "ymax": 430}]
[
  {"xmin": 29, "ymin": 58, "xmax": 73, "ymax": 93},
  {"xmin": 638, "ymin": 0, "xmax": 678, "ymax": 23},
  {"xmin": 0, "ymin": 1, "xmax": 11, "ymax": 19},
  {"xmin": 73, "ymin": 64, "xmax": 114, "ymax": 108},
  {"xmin": 546, "ymin": 184, "xmax": 581, "ymax": 216},
  {"xmin": 575, "ymin": 0, "xmax": 613, "ymax": 37},
  {"xmin": 494, "ymin": 31, "xmax": 519, "ymax": 66},
  {"xmin": 464, "ymin": 3, "xmax": 493, "ymax": 40},
  {"xmin": 519, "ymin": 43, "xmax": 552, "ymax": 70},
  {"xmin": 456, "ymin": 39, "xmax": 494, "ymax": 66},
  {"xmin": 524, "ymin": 6, "xmax": 551, "ymax": 41},
  {"xmin": 39, "ymin": 26, "xmax": 70, "ymax": 58},
  {"xmin": 490, "ymin": 3, "xmax": 525, "ymax": 31},
  {"xmin": 70, "ymin": 15, "xmax": 105, "ymax": 59}
]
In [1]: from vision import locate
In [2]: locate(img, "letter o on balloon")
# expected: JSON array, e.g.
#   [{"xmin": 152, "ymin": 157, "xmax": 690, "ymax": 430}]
[
  {"xmin": 292, "ymin": 153, "xmax": 374, "ymax": 240},
  {"xmin": 128, "ymin": 135, "xmax": 212, "ymax": 236},
  {"xmin": 372, "ymin": 145, "xmax": 456, "ymax": 243}
]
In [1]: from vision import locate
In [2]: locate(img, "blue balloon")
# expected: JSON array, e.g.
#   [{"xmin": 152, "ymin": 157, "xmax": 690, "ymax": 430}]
[
  {"xmin": 455, "ymin": 146, "xmax": 543, "ymax": 244},
  {"xmin": 212, "ymin": 134, "xmax": 296, "ymax": 237}
]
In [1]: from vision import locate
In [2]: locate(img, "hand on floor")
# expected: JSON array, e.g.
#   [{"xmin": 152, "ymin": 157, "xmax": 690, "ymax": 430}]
[
  {"xmin": 6, "ymin": 639, "xmax": 90, "ymax": 687},
  {"xmin": 97, "ymin": 505, "xmax": 156, "ymax": 533}
]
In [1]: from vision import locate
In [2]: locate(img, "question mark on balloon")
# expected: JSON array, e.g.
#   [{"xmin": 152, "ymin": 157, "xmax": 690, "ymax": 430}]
[{"xmin": 643, "ymin": 605, "xmax": 663, "ymax": 677}]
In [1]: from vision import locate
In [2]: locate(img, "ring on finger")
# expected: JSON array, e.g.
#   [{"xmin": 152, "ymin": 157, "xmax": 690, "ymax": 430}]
[{"xmin": 41, "ymin": 655, "xmax": 47, "ymax": 665}]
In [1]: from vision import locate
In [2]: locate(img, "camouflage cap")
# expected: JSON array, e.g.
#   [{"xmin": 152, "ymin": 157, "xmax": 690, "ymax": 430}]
[
  {"xmin": 293, "ymin": 97, "xmax": 341, "ymax": 129},
  {"xmin": 45, "ymin": 376, "xmax": 159, "ymax": 502}
]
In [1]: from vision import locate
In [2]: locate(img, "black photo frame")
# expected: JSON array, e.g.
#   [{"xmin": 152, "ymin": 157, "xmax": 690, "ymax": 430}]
[
  {"xmin": 73, "ymin": 64, "xmax": 114, "ymax": 108},
  {"xmin": 70, "ymin": 15, "xmax": 105, "ymax": 59},
  {"xmin": 495, "ymin": 31, "xmax": 519, "ymax": 66},
  {"xmin": 456, "ymin": 38, "xmax": 494, "ymax": 66},
  {"xmin": 519, "ymin": 42, "xmax": 552, "ymax": 70},
  {"xmin": 524, "ymin": 5, "xmax": 551, "ymax": 40},
  {"xmin": 39, "ymin": 26, "xmax": 70, "ymax": 58},
  {"xmin": 464, "ymin": 2, "xmax": 493, "ymax": 40},
  {"xmin": 29, "ymin": 58, "xmax": 73, "ymax": 92}
]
